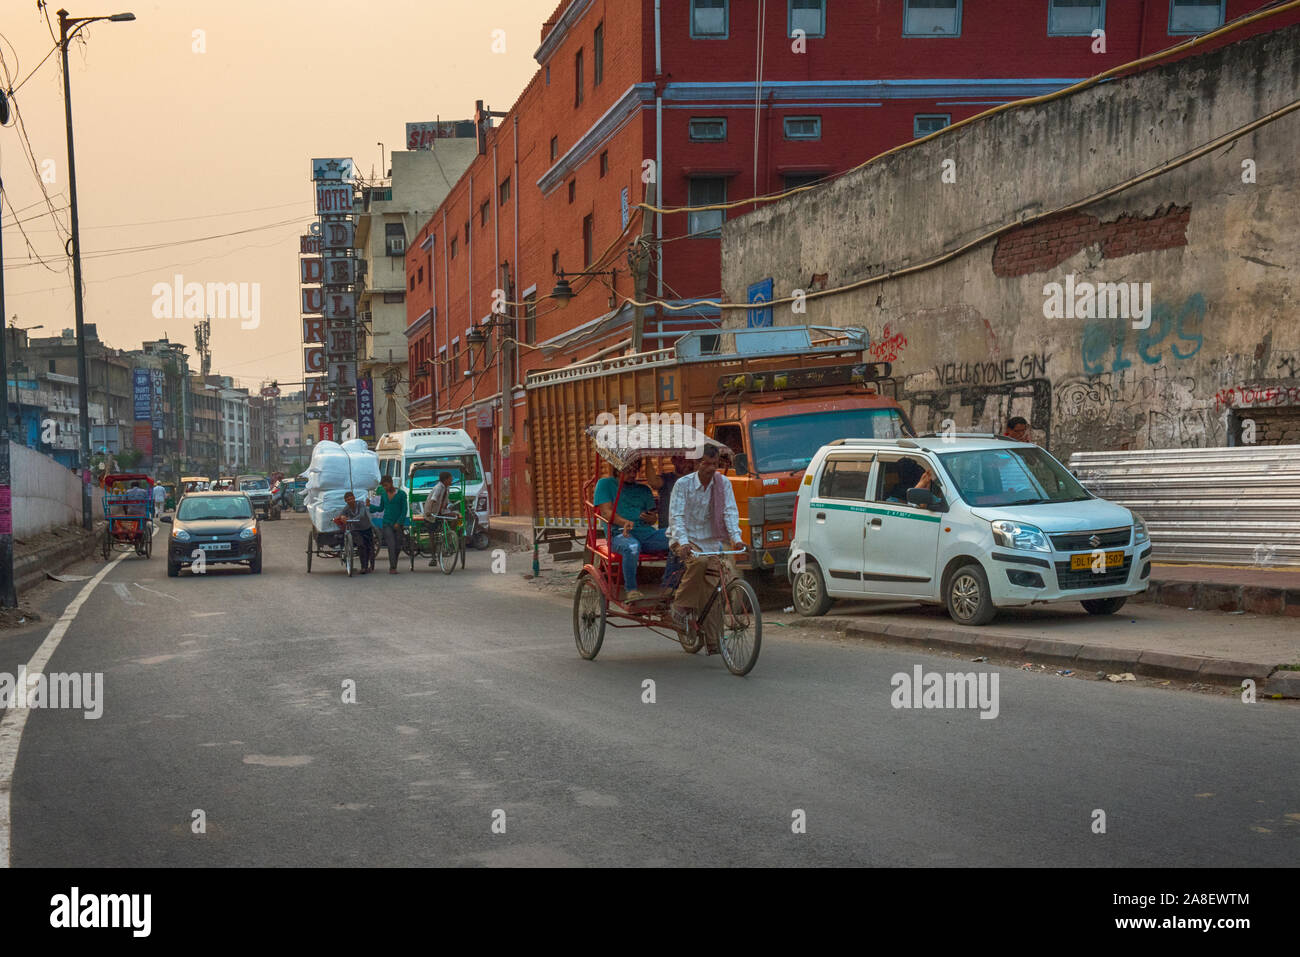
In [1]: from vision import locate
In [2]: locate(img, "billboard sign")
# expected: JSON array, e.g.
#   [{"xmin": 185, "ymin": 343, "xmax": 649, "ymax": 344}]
[
  {"xmin": 311, "ymin": 157, "xmax": 354, "ymax": 182},
  {"xmin": 300, "ymin": 258, "xmax": 323, "ymax": 284},
  {"xmin": 357, "ymin": 377, "xmax": 376, "ymax": 439},
  {"xmin": 300, "ymin": 234, "xmax": 321, "ymax": 255},
  {"xmin": 747, "ymin": 277, "xmax": 774, "ymax": 329},
  {"xmin": 322, "ymin": 256, "xmax": 357, "ymax": 285},
  {"xmin": 320, "ymin": 221, "xmax": 354, "ymax": 249},
  {"xmin": 301, "ymin": 288, "xmax": 323, "ymax": 314},
  {"xmin": 314, "ymin": 183, "xmax": 353, "ymax": 215},
  {"xmin": 405, "ymin": 121, "xmax": 473, "ymax": 150},
  {"xmin": 323, "ymin": 292, "xmax": 357, "ymax": 321},
  {"xmin": 132, "ymin": 369, "xmax": 151, "ymax": 420},
  {"xmin": 304, "ymin": 347, "xmax": 326, "ymax": 374}
]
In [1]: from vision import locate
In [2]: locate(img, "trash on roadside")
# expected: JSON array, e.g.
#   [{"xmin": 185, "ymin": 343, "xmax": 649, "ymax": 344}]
[
  {"xmin": 783, "ymin": 606, "xmax": 794, "ymax": 613},
  {"xmin": 971, "ymin": 656, "xmax": 988, "ymax": 662},
  {"xmin": 1096, "ymin": 671, "xmax": 1107, "ymax": 679},
  {"xmin": 1057, "ymin": 669, "xmax": 1073, "ymax": 677},
  {"xmin": 1107, "ymin": 672, "xmax": 1137, "ymax": 682}
]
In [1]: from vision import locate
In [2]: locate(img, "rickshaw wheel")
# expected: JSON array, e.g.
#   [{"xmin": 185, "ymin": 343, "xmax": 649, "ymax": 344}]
[
  {"xmin": 306, "ymin": 529, "xmax": 314, "ymax": 573},
  {"xmin": 718, "ymin": 578, "xmax": 762, "ymax": 677},
  {"xmin": 143, "ymin": 526, "xmax": 153, "ymax": 559},
  {"xmin": 438, "ymin": 525, "xmax": 460, "ymax": 576},
  {"xmin": 573, "ymin": 574, "xmax": 606, "ymax": 661},
  {"xmin": 678, "ymin": 615, "xmax": 704, "ymax": 654},
  {"xmin": 343, "ymin": 531, "xmax": 354, "ymax": 577}
]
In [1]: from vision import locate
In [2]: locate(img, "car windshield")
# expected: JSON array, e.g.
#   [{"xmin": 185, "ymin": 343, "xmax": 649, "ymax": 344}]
[
  {"xmin": 410, "ymin": 456, "xmax": 480, "ymax": 485},
  {"xmin": 937, "ymin": 447, "xmax": 1091, "ymax": 507},
  {"xmin": 749, "ymin": 408, "xmax": 908, "ymax": 473},
  {"xmin": 240, "ymin": 479, "xmax": 269, "ymax": 490},
  {"xmin": 177, "ymin": 497, "xmax": 253, "ymax": 521}
]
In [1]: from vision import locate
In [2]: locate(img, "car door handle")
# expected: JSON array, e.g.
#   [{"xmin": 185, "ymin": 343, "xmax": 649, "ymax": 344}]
[
  {"xmin": 869, "ymin": 518, "xmax": 883, "ymax": 527},
  {"xmin": 815, "ymin": 512, "xmax": 826, "ymax": 521}
]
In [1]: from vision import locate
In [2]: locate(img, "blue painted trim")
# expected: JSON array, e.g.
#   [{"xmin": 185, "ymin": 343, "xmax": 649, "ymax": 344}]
[{"xmin": 661, "ymin": 78, "xmax": 1082, "ymax": 100}]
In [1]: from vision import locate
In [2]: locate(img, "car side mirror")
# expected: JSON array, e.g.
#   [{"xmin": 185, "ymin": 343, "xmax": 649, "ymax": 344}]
[
  {"xmin": 160, "ymin": 516, "xmax": 173, "ymax": 524},
  {"xmin": 906, "ymin": 487, "xmax": 938, "ymax": 510},
  {"xmin": 731, "ymin": 452, "xmax": 749, "ymax": 475}
]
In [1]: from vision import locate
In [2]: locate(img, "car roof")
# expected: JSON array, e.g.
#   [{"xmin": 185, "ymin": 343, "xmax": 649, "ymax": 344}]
[
  {"xmin": 822, "ymin": 435, "xmax": 1036, "ymax": 454},
  {"xmin": 179, "ymin": 491, "xmax": 249, "ymax": 497}
]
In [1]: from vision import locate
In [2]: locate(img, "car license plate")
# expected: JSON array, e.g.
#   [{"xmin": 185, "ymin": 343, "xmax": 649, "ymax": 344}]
[
  {"xmin": 1070, "ymin": 550, "xmax": 1122, "ymax": 570},
  {"xmin": 198, "ymin": 542, "xmax": 231, "ymax": 551}
]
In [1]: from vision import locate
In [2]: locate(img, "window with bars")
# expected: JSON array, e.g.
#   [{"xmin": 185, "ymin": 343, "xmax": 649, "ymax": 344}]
[
  {"xmin": 914, "ymin": 113, "xmax": 951, "ymax": 137},
  {"xmin": 689, "ymin": 118, "xmax": 727, "ymax": 141},
  {"xmin": 783, "ymin": 116, "xmax": 822, "ymax": 140},
  {"xmin": 688, "ymin": 178, "xmax": 725, "ymax": 238}
]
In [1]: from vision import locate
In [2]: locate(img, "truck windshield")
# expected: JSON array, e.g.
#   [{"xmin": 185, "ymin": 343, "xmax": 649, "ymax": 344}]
[
  {"xmin": 240, "ymin": 480, "xmax": 269, "ymax": 491},
  {"xmin": 749, "ymin": 408, "xmax": 908, "ymax": 473},
  {"xmin": 937, "ymin": 447, "xmax": 1091, "ymax": 507},
  {"xmin": 410, "ymin": 456, "xmax": 481, "ymax": 486}
]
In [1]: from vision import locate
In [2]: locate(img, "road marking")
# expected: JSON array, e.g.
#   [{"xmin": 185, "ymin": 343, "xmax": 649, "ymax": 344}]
[
  {"xmin": 133, "ymin": 583, "xmax": 180, "ymax": 602},
  {"xmin": 111, "ymin": 582, "xmax": 143, "ymax": 605},
  {"xmin": 0, "ymin": 551, "xmax": 130, "ymax": 868}
]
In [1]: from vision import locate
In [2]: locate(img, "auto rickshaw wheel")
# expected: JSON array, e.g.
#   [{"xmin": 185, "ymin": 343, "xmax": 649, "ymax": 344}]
[
  {"xmin": 306, "ymin": 529, "xmax": 314, "ymax": 573},
  {"xmin": 573, "ymin": 574, "xmax": 607, "ymax": 661}
]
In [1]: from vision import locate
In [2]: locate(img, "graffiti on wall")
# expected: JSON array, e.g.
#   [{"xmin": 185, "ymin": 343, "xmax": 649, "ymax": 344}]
[
  {"xmin": 902, "ymin": 352, "xmax": 1052, "ymax": 445},
  {"xmin": 868, "ymin": 323, "xmax": 909, "ymax": 363},
  {"xmin": 1079, "ymin": 293, "xmax": 1205, "ymax": 374}
]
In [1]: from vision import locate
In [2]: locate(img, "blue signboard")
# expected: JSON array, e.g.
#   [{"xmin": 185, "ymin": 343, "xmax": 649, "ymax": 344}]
[
  {"xmin": 133, "ymin": 369, "xmax": 151, "ymax": 420},
  {"xmin": 357, "ymin": 376, "xmax": 376, "ymax": 439},
  {"xmin": 747, "ymin": 278, "xmax": 774, "ymax": 328}
]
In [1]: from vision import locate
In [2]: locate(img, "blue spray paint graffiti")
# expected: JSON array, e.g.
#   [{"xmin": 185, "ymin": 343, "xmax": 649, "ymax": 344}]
[{"xmin": 1080, "ymin": 293, "xmax": 1205, "ymax": 375}]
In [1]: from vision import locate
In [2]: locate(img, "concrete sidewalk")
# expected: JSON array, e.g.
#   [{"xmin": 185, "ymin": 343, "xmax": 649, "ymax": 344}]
[
  {"xmin": 775, "ymin": 600, "xmax": 1300, "ymax": 698},
  {"xmin": 1139, "ymin": 563, "xmax": 1300, "ymax": 617}
]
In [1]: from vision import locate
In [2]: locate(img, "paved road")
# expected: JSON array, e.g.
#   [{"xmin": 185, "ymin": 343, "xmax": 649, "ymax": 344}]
[{"xmin": 3, "ymin": 513, "xmax": 1297, "ymax": 866}]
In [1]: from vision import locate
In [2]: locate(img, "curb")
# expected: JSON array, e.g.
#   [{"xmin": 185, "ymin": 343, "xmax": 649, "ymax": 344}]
[
  {"xmin": 486, "ymin": 524, "xmax": 531, "ymax": 549},
  {"xmin": 14, "ymin": 523, "xmax": 104, "ymax": 594},
  {"xmin": 785, "ymin": 616, "xmax": 1293, "ymax": 696},
  {"xmin": 1137, "ymin": 577, "xmax": 1300, "ymax": 617}
]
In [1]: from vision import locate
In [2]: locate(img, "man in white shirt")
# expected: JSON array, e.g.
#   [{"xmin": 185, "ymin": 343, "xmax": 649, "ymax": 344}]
[
  {"xmin": 667, "ymin": 445, "xmax": 744, "ymax": 643},
  {"xmin": 419, "ymin": 471, "xmax": 459, "ymax": 566},
  {"xmin": 152, "ymin": 481, "xmax": 167, "ymax": 514}
]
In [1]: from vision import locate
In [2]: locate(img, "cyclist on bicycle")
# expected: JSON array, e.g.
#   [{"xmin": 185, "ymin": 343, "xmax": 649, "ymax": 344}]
[
  {"xmin": 337, "ymin": 491, "xmax": 375, "ymax": 574},
  {"xmin": 419, "ymin": 471, "xmax": 459, "ymax": 567},
  {"xmin": 666, "ymin": 445, "xmax": 744, "ymax": 648}
]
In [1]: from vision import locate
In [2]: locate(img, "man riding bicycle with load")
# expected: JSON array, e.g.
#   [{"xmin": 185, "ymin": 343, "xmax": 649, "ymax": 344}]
[
  {"xmin": 419, "ymin": 471, "xmax": 459, "ymax": 567},
  {"xmin": 667, "ymin": 445, "xmax": 745, "ymax": 651},
  {"xmin": 336, "ymin": 491, "xmax": 376, "ymax": 574}
]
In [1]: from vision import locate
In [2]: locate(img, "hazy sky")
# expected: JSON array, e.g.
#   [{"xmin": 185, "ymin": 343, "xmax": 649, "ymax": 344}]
[{"xmin": 1, "ymin": 0, "xmax": 555, "ymax": 389}]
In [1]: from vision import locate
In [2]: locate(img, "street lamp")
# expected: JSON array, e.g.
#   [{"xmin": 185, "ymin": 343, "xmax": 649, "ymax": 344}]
[
  {"xmin": 58, "ymin": 8, "xmax": 135, "ymax": 528},
  {"xmin": 550, "ymin": 267, "xmax": 618, "ymax": 307}
]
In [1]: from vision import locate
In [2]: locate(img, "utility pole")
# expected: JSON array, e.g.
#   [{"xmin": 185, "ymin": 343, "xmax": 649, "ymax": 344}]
[
  {"xmin": 0, "ymin": 161, "xmax": 17, "ymax": 606},
  {"xmin": 630, "ymin": 180, "xmax": 657, "ymax": 354}
]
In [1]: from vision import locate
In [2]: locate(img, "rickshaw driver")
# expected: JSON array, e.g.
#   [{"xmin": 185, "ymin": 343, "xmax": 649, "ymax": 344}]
[
  {"xmin": 337, "ymin": 491, "xmax": 376, "ymax": 574},
  {"xmin": 419, "ymin": 471, "xmax": 460, "ymax": 567},
  {"xmin": 594, "ymin": 460, "xmax": 668, "ymax": 602},
  {"xmin": 667, "ymin": 445, "xmax": 745, "ymax": 643}
]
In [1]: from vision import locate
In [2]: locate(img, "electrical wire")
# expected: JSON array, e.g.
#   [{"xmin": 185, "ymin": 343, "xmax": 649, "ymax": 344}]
[
  {"xmin": 617, "ymin": 96, "xmax": 1300, "ymax": 313},
  {"xmin": 639, "ymin": 0, "xmax": 1300, "ymax": 216}
]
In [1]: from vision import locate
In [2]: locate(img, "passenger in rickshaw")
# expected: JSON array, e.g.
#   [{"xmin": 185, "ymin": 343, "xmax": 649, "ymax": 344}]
[
  {"xmin": 124, "ymin": 481, "xmax": 150, "ymax": 518},
  {"xmin": 594, "ymin": 459, "xmax": 669, "ymax": 602},
  {"xmin": 667, "ymin": 445, "xmax": 745, "ymax": 635}
]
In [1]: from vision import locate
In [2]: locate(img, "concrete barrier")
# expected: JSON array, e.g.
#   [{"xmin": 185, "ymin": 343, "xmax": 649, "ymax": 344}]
[{"xmin": 10, "ymin": 441, "xmax": 83, "ymax": 538}]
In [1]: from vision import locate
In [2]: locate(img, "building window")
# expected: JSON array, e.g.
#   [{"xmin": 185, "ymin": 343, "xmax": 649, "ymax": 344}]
[
  {"xmin": 689, "ymin": 117, "xmax": 727, "ymax": 141},
  {"xmin": 904, "ymin": 0, "xmax": 961, "ymax": 36},
  {"xmin": 687, "ymin": 178, "xmax": 725, "ymax": 238},
  {"xmin": 409, "ymin": 273, "xmax": 416, "ymax": 291},
  {"xmin": 384, "ymin": 292, "xmax": 405, "ymax": 304},
  {"xmin": 783, "ymin": 115, "xmax": 822, "ymax": 140},
  {"xmin": 450, "ymin": 237, "xmax": 458, "ymax": 259},
  {"xmin": 574, "ymin": 48, "xmax": 584, "ymax": 107},
  {"xmin": 594, "ymin": 22, "xmax": 604, "ymax": 86},
  {"xmin": 568, "ymin": 180, "xmax": 576, "ymax": 204},
  {"xmin": 480, "ymin": 200, "xmax": 490, "ymax": 226},
  {"xmin": 1048, "ymin": 0, "xmax": 1104, "ymax": 35},
  {"xmin": 417, "ymin": 265, "xmax": 424, "ymax": 285},
  {"xmin": 464, "ymin": 221, "xmax": 470, "ymax": 243},
  {"xmin": 789, "ymin": 0, "xmax": 826, "ymax": 37},
  {"xmin": 1168, "ymin": 0, "xmax": 1223, "ymax": 34},
  {"xmin": 784, "ymin": 172, "xmax": 823, "ymax": 190},
  {"xmin": 914, "ymin": 113, "xmax": 951, "ymax": 137},
  {"xmin": 552, "ymin": 250, "xmax": 560, "ymax": 275},
  {"xmin": 438, "ymin": 346, "xmax": 447, "ymax": 394},
  {"xmin": 523, "ymin": 292, "xmax": 537, "ymax": 345},
  {"xmin": 691, "ymin": 0, "xmax": 728, "ymax": 38},
  {"xmin": 545, "ymin": 64, "xmax": 550, "ymax": 85},
  {"xmin": 599, "ymin": 150, "xmax": 609, "ymax": 177},
  {"xmin": 385, "ymin": 222, "xmax": 405, "ymax": 255},
  {"xmin": 499, "ymin": 177, "xmax": 511, "ymax": 205},
  {"xmin": 582, "ymin": 214, "xmax": 595, "ymax": 266},
  {"xmin": 550, "ymin": 136, "xmax": 558, "ymax": 161},
  {"xmin": 451, "ymin": 340, "xmax": 460, "ymax": 380}
]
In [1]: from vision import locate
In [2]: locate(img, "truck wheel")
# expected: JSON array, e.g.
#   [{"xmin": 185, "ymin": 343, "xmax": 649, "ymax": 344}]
[
  {"xmin": 792, "ymin": 561, "xmax": 834, "ymax": 617},
  {"xmin": 1081, "ymin": 596, "xmax": 1127, "ymax": 615},
  {"xmin": 945, "ymin": 562, "xmax": 997, "ymax": 626}
]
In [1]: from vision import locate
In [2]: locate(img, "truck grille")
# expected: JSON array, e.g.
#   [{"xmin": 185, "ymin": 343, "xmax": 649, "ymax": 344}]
[
  {"xmin": 748, "ymin": 491, "xmax": 797, "ymax": 526},
  {"xmin": 1054, "ymin": 557, "xmax": 1132, "ymax": 590},
  {"xmin": 1050, "ymin": 527, "xmax": 1131, "ymax": 552}
]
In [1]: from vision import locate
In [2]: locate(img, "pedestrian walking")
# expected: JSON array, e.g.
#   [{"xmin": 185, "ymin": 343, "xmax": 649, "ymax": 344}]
[
  {"xmin": 152, "ymin": 481, "xmax": 166, "ymax": 514},
  {"xmin": 371, "ymin": 475, "xmax": 409, "ymax": 574}
]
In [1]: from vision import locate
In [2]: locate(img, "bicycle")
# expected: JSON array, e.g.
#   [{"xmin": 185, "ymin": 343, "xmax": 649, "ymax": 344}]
[{"xmin": 672, "ymin": 548, "xmax": 762, "ymax": 676}]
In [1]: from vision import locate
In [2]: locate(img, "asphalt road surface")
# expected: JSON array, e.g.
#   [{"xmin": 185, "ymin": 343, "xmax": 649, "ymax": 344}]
[{"xmin": 3, "ymin": 513, "xmax": 1296, "ymax": 866}]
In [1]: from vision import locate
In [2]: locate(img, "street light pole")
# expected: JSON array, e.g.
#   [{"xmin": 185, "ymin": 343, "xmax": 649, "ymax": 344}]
[{"xmin": 57, "ymin": 8, "xmax": 135, "ymax": 529}]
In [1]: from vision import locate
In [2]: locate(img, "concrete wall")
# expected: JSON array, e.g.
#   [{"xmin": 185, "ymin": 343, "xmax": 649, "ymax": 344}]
[
  {"xmin": 10, "ymin": 441, "xmax": 83, "ymax": 539},
  {"xmin": 720, "ymin": 25, "xmax": 1300, "ymax": 461}
]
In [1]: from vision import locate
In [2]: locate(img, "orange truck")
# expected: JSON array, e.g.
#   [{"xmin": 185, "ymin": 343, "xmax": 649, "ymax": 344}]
[{"xmin": 525, "ymin": 325, "xmax": 913, "ymax": 574}]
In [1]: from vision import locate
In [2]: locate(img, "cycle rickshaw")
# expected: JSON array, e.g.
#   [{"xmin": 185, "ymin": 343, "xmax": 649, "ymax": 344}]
[
  {"xmin": 101, "ymin": 472, "xmax": 155, "ymax": 559},
  {"xmin": 571, "ymin": 424, "xmax": 762, "ymax": 676},
  {"xmin": 403, "ymin": 463, "xmax": 468, "ymax": 573},
  {"xmin": 306, "ymin": 512, "xmax": 370, "ymax": 576}
]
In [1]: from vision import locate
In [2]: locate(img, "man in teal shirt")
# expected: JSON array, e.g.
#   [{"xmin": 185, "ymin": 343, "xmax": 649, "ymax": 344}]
[
  {"xmin": 594, "ymin": 461, "xmax": 668, "ymax": 601},
  {"xmin": 371, "ymin": 475, "xmax": 409, "ymax": 574}
]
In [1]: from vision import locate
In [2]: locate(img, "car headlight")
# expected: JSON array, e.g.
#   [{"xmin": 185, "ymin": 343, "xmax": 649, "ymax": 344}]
[
  {"xmin": 173, "ymin": 529, "xmax": 191, "ymax": 542},
  {"xmin": 1133, "ymin": 514, "xmax": 1149, "ymax": 545},
  {"xmin": 991, "ymin": 519, "xmax": 1050, "ymax": 552},
  {"xmin": 240, "ymin": 527, "xmax": 257, "ymax": 540}
]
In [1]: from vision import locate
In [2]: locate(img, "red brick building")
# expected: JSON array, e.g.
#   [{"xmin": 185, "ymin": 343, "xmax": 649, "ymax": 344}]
[{"xmin": 406, "ymin": 0, "xmax": 1299, "ymax": 518}]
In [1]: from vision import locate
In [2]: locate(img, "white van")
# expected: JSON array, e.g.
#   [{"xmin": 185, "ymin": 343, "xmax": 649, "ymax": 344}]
[
  {"xmin": 375, "ymin": 428, "xmax": 490, "ymax": 548},
  {"xmin": 787, "ymin": 435, "xmax": 1151, "ymax": 625}
]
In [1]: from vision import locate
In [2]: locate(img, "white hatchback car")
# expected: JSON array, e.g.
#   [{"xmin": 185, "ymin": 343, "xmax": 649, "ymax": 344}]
[{"xmin": 786, "ymin": 435, "xmax": 1151, "ymax": 625}]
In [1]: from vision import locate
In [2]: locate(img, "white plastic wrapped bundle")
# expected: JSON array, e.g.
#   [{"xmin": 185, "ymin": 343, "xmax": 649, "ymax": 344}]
[
  {"xmin": 303, "ymin": 439, "xmax": 379, "ymax": 493},
  {"xmin": 306, "ymin": 486, "xmax": 375, "ymax": 533}
]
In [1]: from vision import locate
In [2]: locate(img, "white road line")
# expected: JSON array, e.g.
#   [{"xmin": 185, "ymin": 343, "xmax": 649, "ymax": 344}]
[
  {"xmin": 133, "ymin": 583, "xmax": 180, "ymax": 602},
  {"xmin": 111, "ymin": 582, "xmax": 143, "ymax": 605},
  {"xmin": 0, "ymin": 551, "xmax": 130, "ymax": 868}
]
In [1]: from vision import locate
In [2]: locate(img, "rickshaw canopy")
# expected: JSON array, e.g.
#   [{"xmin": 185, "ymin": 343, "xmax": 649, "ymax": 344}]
[
  {"xmin": 103, "ymin": 473, "xmax": 154, "ymax": 488},
  {"xmin": 584, "ymin": 423, "xmax": 732, "ymax": 471}
]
